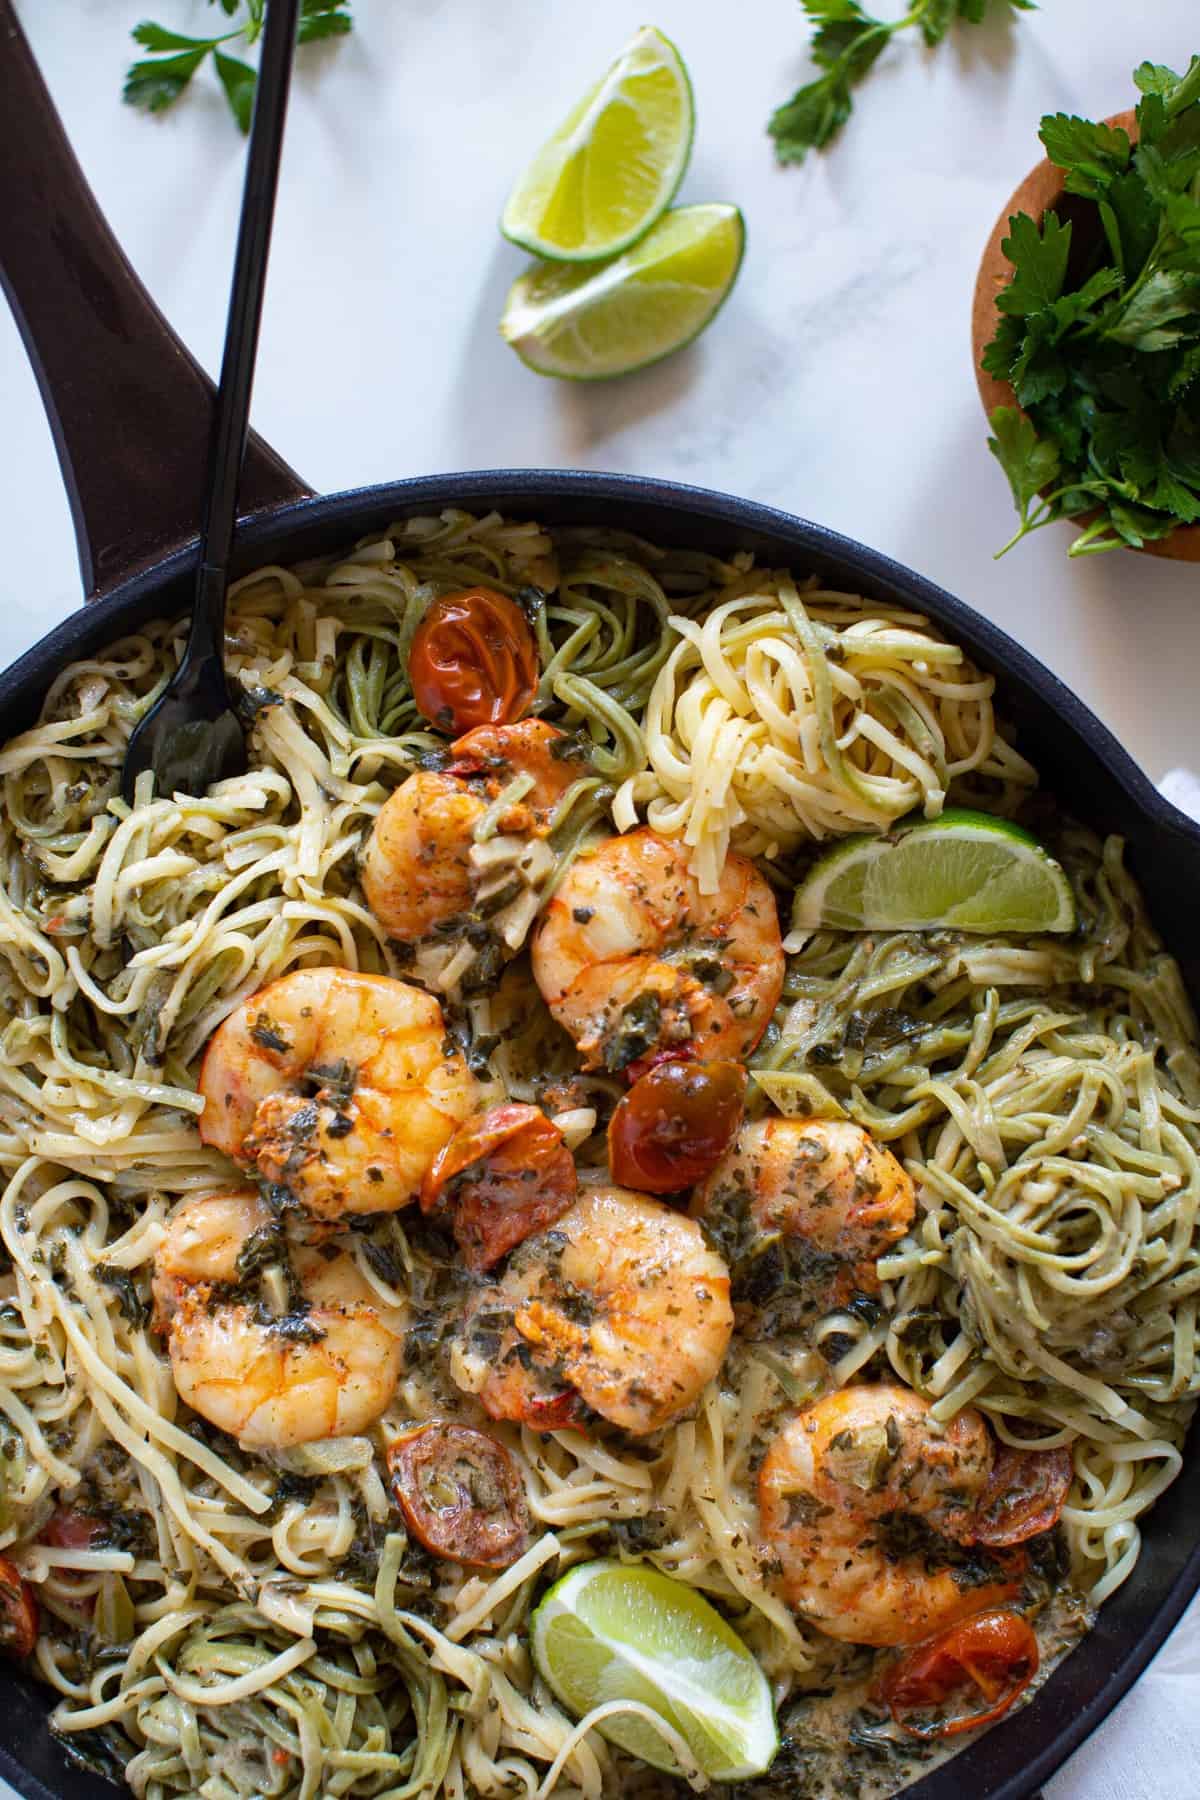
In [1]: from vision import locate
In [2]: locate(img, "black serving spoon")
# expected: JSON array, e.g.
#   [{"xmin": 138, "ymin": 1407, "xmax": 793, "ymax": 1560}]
[{"xmin": 121, "ymin": 0, "xmax": 301, "ymax": 803}]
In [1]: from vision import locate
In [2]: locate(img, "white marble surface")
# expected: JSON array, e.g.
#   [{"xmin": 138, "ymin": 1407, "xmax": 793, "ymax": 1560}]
[{"xmin": 3, "ymin": 0, "xmax": 1200, "ymax": 1795}]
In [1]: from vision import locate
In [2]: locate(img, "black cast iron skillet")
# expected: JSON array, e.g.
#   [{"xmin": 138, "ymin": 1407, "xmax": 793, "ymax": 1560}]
[{"xmin": 2, "ymin": 6, "xmax": 1199, "ymax": 1797}]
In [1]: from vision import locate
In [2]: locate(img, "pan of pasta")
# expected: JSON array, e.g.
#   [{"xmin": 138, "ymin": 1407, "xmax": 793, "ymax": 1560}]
[{"xmin": 3, "ymin": 14, "xmax": 1200, "ymax": 1800}]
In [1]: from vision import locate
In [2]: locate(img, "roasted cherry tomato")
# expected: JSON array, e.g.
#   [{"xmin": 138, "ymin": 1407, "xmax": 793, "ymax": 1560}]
[
  {"xmin": 608, "ymin": 1060, "xmax": 747, "ymax": 1194},
  {"xmin": 40, "ymin": 1508, "xmax": 102, "ymax": 1551},
  {"xmin": 409, "ymin": 588, "xmax": 539, "ymax": 735},
  {"xmin": 876, "ymin": 1608, "xmax": 1039, "ymax": 1739},
  {"xmin": 420, "ymin": 1103, "xmax": 576, "ymax": 1272},
  {"xmin": 387, "ymin": 1423, "xmax": 530, "ymax": 1568},
  {"xmin": 0, "ymin": 1555, "xmax": 38, "ymax": 1658},
  {"xmin": 37, "ymin": 1509, "xmax": 104, "ymax": 1616},
  {"xmin": 967, "ymin": 1442, "xmax": 1074, "ymax": 1548}
]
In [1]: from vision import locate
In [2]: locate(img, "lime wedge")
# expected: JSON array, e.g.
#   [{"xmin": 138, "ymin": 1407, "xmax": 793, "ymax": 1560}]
[
  {"xmin": 501, "ymin": 27, "xmax": 694, "ymax": 263},
  {"xmin": 790, "ymin": 809, "xmax": 1077, "ymax": 935},
  {"xmin": 500, "ymin": 204, "xmax": 745, "ymax": 380},
  {"xmin": 530, "ymin": 1559, "xmax": 777, "ymax": 1781}
]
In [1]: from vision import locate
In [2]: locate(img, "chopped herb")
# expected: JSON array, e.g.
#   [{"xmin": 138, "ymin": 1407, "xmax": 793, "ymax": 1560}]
[
  {"xmin": 610, "ymin": 1510, "xmax": 671, "ymax": 1555},
  {"xmin": 265, "ymin": 1307, "xmax": 325, "ymax": 1345},
  {"xmin": 266, "ymin": 1471, "xmax": 320, "ymax": 1520},
  {"xmin": 603, "ymin": 991, "xmax": 663, "ymax": 1073},
  {"xmin": 403, "ymin": 1308, "xmax": 444, "ymax": 1367},
  {"xmin": 250, "ymin": 1012, "xmax": 290, "ymax": 1055},
  {"xmin": 362, "ymin": 1236, "xmax": 405, "ymax": 1289},
  {"xmin": 94, "ymin": 1264, "xmax": 150, "ymax": 1330},
  {"xmin": 308, "ymin": 1059, "xmax": 357, "ymax": 1103},
  {"xmin": 783, "ymin": 1490, "xmax": 834, "ymax": 1527},
  {"xmin": 462, "ymin": 940, "xmax": 506, "ymax": 995},
  {"xmin": 477, "ymin": 880, "xmax": 523, "ymax": 920},
  {"xmin": 234, "ymin": 1221, "xmax": 286, "ymax": 1281},
  {"xmin": 549, "ymin": 729, "xmax": 594, "ymax": 765}
]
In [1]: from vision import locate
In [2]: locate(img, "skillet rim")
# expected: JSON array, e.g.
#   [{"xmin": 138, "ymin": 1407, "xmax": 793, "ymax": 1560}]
[
  {"xmin": 2, "ymin": 469, "xmax": 1196, "ymax": 847},
  {"xmin": 0, "ymin": 465, "xmax": 1197, "ymax": 1800}
]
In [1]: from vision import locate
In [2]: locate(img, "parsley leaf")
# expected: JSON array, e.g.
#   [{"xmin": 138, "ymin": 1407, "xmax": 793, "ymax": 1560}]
[
  {"xmin": 124, "ymin": 47, "xmax": 210, "ymax": 113},
  {"xmin": 299, "ymin": 0, "xmax": 353, "ymax": 40},
  {"xmin": 982, "ymin": 60, "xmax": 1200, "ymax": 555},
  {"xmin": 769, "ymin": 2, "xmax": 887, "ymax": 163},
  {"xmin": 131, "ymin": 22, "xmax": 221, "ymax": 53},
  {"xmin": 298, "ymin": 10, "xmax": 352, "ymax": 44},
  {"xmin": 213, "ymin": 49, "xmax": 257, "ymax": 133},
  {"xmin": 1108, "ymin": 271, "xmax": 1200, "ymax": 350},
  {"xmin": 987, "ymin": 407, "xmax": 1061, "ymax": 524},
  {"xmin": 1134, "ymin": 62, "xmax": 1181, "ymax": 102},
  {"xmin": 1038, "ymin": 114, "xmax": 1131, "ymax": 200},
  {"xmin": 996, "ymin": 211, "xmax": 1072, "ymax": 316},
  {"xmin": 769, "ymin": 0, "xmax": 1036, "ymax": 164},
  {"xmin": 124, "ymin": 0, "xmax": 353, "ymax": 132}
]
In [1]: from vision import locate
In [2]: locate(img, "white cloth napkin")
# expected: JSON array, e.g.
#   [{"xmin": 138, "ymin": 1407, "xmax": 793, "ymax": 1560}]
[{"xmin": 1046, "ymin": 767, "xmax": 1200, "ymax": 1800}]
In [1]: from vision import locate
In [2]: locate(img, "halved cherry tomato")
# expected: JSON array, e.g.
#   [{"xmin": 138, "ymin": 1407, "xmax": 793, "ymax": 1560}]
[
  {"xmin": 36, "ymin": 1509, "xmax": 106, "ymax": 1616},
  {"xmin": 387, "ymin": 1423, "xmax": 530, "ymax": 1568},
  {"xmin": 420, "ymin": 1103, "xmax": 577, "ymax": 1273},
  {"xmin": 608, "ymin": 1060, "xmax": 747, "ymax": 1194},
  {"xmin": 409, "ymin": 588, "xmax": 539, "ymax": 735},
  {"xmin": 876, "ymin": 1608, "xmax": 1039, "ymax": 1739},
  {"xmin": 966, "ymin": 1443, "xmax": 1074, "ymax": 1548},
  {"xmin": 40, "ymin": 1508, "xmax": 103, "ymax": 1551},
  {"xmin": 0, "ymin": 1555, "xmax": 38, "ymax": 1658},
  {"xmin": 622, "ymin": 1041, "xmax": 696, "ymax": 1088}
]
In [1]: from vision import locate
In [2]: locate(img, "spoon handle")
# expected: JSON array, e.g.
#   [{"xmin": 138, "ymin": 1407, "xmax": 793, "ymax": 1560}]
[
  {"xmin": 188, "ymin": 0, "xmax": 301, "ymax": 662},
  {"xmin": 0, "ymin": 0, "xmax": 309, "ymax": 602}
]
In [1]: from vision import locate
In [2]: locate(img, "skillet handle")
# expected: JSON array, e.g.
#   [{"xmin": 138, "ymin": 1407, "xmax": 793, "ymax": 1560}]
[{"xmin": 0, "ymin": 1, "xmax": 313, "ymax": 602}]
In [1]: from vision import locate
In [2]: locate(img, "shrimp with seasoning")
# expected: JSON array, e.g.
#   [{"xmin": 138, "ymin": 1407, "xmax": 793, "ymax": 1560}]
[
  {"xmin": 693, "ymin": 1117, "xmax": 915, "ymax": 1322},
  {"xmin": 197, "ymin": 967, "xmax": 479, "ymax": 1220},
  {"xmin": 531, "ymin": 826, "xmax": 785, "ymax": 1074},
  {"xmin": 758, "ymin": 1384, "xmax": 1049, "ymax": 1648},
  {"xmin": 152, "ymin": 1190, "xmax": 405, "ymax": 1448},
  {"xmin": 455, "ymin": 1184, "xmax": 734, "ymax": 1436},
  {"xmin": 362, "ymin": 720, "xmax": 587, "ymax": 943}
]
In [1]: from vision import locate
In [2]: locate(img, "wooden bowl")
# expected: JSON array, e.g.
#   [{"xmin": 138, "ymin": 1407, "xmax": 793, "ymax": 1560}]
[{"xmin": 971, "ymin": 108, "xmax": 1200, "ymax": 562}]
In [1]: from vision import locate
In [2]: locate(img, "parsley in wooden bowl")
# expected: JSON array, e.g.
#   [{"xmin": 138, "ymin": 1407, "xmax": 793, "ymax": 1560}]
[{"xmin": 972, "ymin": 59, "xmax": 1200, "ymax": 561}]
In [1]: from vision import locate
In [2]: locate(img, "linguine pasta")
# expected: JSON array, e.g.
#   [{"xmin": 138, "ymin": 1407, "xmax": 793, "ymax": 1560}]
[
  {"xmin": 0, "ymin": 509, "xmax": 1193, "ymax": 1799},
  {"xmin": 612, "ymin": 581, "xmax": 1036, "ymax": 893}
]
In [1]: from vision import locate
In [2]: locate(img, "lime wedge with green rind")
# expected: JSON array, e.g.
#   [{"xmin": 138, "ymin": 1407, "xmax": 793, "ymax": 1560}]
[
  {"xmin": 500, "ymin": 203, "xmax": 745, "ymax": 380},
  {"xmin": 501, "ymin": 27, "xmax": 694, "ymax": 263},
  {"xmin": 790, "ymin": 809, "xmax": 1077, "ymax": 935},
  {"xmin": 530, "ymin": 1559, "xmax": 777, "ymax": 1780}
]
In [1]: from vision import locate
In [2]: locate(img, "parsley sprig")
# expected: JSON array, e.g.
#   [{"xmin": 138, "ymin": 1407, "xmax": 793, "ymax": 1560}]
[
  {"xmin": 985, "ymin": 58, "xmax": 1200, "ymax": 557},
  {"xmin": 124, "ymin": 0, "xmax": 352, "ymax": 133},
  {"xmin": 769, "ymin": 0, "xmax": 1035, "ymax": 165}
]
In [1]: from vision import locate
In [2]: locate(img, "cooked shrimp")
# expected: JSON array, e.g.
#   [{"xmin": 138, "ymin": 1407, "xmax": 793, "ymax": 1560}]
[
  {"xmin": 455, "ymin": 1184, "xmax": 733, "ymax": 1436},
  {"xmin": 531, "ymin": 827, "xmax": 785, "ymax": 1073},
  {"xmin": 152, "ymin": 1191, "xmax": 405, "ymax": 1449},
  {"xmin": 363, "ymin": 720, "xmax": 585, "ymax": 941},
  {"xmin": 198, "ymin": 968, "xmax": 479, "ymax": 1219},
  {"xmin": 693, "ymin": 1117, "xmax": 915, "ymax": 1312},
  {"xmin": 758, "ymin": 1385, "xmax": 1021, "ymax": 1647}
]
